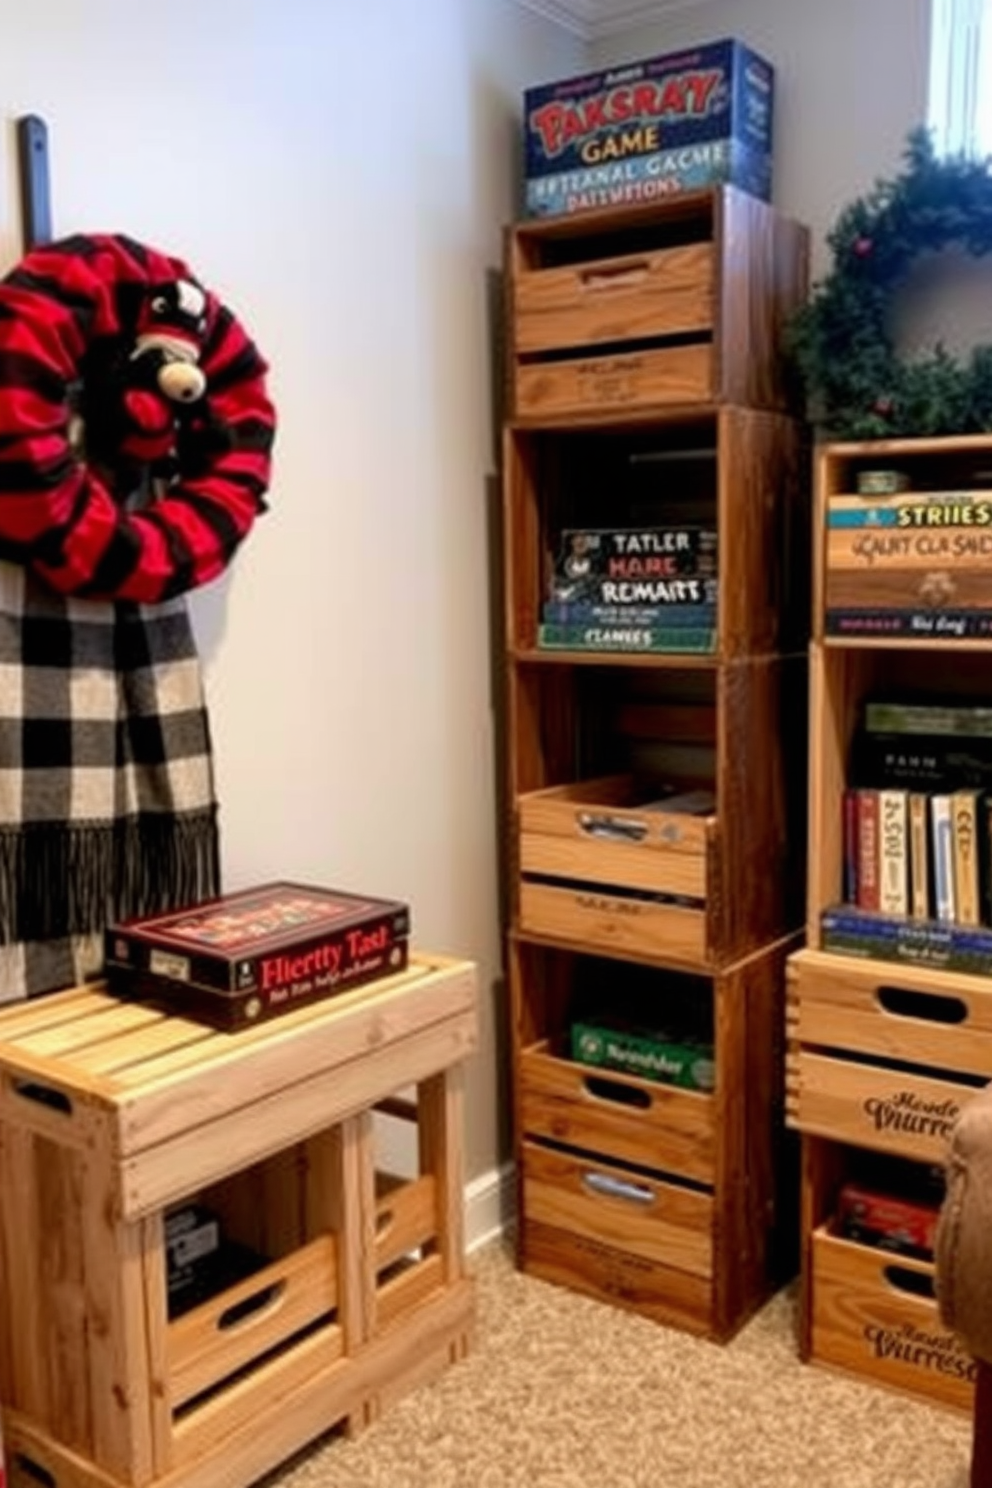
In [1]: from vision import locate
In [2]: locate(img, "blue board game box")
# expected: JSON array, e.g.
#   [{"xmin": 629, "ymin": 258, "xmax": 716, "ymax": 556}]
[{"xmin": 523, "ymin": 39, "xmax": 774, "ymax": 219}]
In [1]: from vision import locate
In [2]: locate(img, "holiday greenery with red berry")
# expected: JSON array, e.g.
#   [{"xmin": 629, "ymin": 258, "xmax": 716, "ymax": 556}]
[{"xmin": 789, "ymin": 129, "xmax": 992, "ymax": 439}]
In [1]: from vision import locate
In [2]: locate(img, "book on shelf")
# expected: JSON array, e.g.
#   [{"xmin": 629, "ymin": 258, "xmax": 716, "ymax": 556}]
[
  {"xmin": 909, "ymin": 793, "xmax": 930, "ymax": 920},
  {"xmin": 537, "ymin": 622, "xmax": 717, "ymax": 653},
  {"xmin": 879, "ymin": 790, "xmax": 908, "ymax": 917},
  {"xmin": 821, "ymin": 905, "xmax": 992, "ymax": 976}
]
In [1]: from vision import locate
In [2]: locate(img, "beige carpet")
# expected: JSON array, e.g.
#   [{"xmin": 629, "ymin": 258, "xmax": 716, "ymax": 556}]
[{"xmin": 272, "ymin": 1239, "xmax": 971, "ymax": 1488}]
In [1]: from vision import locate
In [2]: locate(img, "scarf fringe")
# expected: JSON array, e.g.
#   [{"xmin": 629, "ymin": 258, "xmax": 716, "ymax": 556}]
[{"xmin": 0, "ymin": 811, "xmax": 220, "ymax": 946}]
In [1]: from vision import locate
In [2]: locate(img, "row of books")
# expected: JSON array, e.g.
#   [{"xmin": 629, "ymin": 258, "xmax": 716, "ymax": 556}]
[
  {"xmin": 538, "ymin": 525, "xmax": 718, "ymax": 653},
  {"xmin": 842, "ymin": 787, "xmax": 990, "ymax": 925}
]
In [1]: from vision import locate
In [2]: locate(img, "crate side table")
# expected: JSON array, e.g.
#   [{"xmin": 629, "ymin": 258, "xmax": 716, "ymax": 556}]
[{"xmin": 0, "ymin": 953, "xmax": 477, "ymax": 1488}]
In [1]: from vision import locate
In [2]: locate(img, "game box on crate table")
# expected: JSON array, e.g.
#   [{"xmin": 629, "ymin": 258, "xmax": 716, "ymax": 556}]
[
  {"xmin": 105, "ymin": 881, "xmax": 410, "ymax": 1029},
  {"xmin": 523, "ymin": 39, "xmax": 774, "ymax": 219}
]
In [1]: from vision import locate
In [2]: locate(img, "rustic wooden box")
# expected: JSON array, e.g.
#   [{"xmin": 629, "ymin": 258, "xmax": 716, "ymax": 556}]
[
  {"xmin": 507, "ymin": 188, "xmax": 808, "ymax": 425},
  {"xmin": 0, "ymin": 954, "xmax": 477, "ymax": 1488},
  {"xmin": 815, "ymin": 434, "xmax": 992, "ymax": 641},
  {"xmin": 511, "ymin": 932, "xmax": 797, "ymax": 1342}
]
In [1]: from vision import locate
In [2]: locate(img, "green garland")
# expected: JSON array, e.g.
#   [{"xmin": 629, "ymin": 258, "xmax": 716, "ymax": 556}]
[{"xmin": 790, "ymin": 129, "xmax": 992, "ymax": 440}]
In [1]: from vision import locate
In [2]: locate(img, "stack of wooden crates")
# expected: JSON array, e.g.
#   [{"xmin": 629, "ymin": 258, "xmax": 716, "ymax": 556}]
[
  {"xmin": 788, "ymin": 434, "xmax": 991, "ymax": 1413},
  {"xmin": 501, "ymin": 188, "xmax": 811, "ymax": 1340}
]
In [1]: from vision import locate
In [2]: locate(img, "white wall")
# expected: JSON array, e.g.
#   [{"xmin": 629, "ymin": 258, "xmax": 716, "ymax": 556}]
[
  {"xmin": 0, "ymin": 0, "xmax": 581, "ymax": 1185},
  {"xmin": 592, "ymin": 0, "xmax": 933, "ymax": 277}
]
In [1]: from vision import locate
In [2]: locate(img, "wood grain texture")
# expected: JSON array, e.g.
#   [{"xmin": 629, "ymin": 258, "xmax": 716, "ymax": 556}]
[
  {"xmin": 788, "ymin": 947, "xmax": 992, "ymax": 1076},
  {"xmin": 519, "ymin": 1043, "xmax": 715, "ymax": 1184},
  {"xmin": 798, "ymin": 1137, "xmax": 846, "ymax": 1361},
  {"xmin": 810, "ymin": 1227, "xmax": 975, "ymax": 1414},
  {"xmin": 513, "ymin": 243, "xmax": 714, "ymax": 356},
  {"xmin": 522, "ymin": 1141, "xmax": 713, "ymax": 1276},
  {"xmin": 417, "ymin": 1068, "xmax": 465, "ymax": 1287},
  {"xmin": 712, "ymin": 935, "xmax": 800, "ymax": 1341},
  {"xmin": 786, "ymin": 1049, "xmax": 978, "ymax": 1163},
  {"xmin": 521, "ymin": 1218, "xmax": 712, "ymax": 1336},
  {"xmin": 518, "ymin": 880, "xmax": 708, "ymax": 969},
  {"xmin": 515, "ymin": 344, "xmax": 713, "ymax": 422}
]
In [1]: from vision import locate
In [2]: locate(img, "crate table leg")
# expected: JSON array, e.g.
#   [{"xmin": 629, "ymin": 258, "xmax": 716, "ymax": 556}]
[
  {"xmin": 418, "ymin": 1066, "xmax": 471, "ymax": 1363},
  {"xmin": 313, "ymin": 1115, "xmax": 377, "ymax": 1437},
  {"xmin": 80, "ymin": 1137, "xmax": 155, "ymax": 1487}
]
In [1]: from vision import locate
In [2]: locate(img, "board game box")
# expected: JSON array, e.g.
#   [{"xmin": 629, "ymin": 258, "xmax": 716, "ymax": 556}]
[
  {"xmin": 105, "ymin": 881, "xmax": 410, "ymax": 1030},
  {"xmin": 523, "ymin": 39, "xmax": 774, "ymax": 218}
]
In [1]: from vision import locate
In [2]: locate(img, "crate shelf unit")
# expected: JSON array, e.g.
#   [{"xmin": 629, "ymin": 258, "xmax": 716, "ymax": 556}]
[
  {"xmin": 0, "ymin": 954, "xmax": 477, "ymax": 1488},
  {"xmin": 502, "ymin": 188, "xmax": 810, "ymax": 1341},
  {"xmin": 788, "ymin": 433, "xmax": 992, "ymax": 1412}
]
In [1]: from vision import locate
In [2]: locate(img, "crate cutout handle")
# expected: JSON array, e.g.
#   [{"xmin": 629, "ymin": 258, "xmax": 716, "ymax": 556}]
[
  {"xmin": 883, "ymin": 1263, "xmax": 936, "ymax": 1301},
  {"xmin": 582, "ymin": 1074, "xmax": 651, "ymax": 1110},
  {"xmin": 579, "ymin": 260, "xmax": 650, "ymax": 291},
  {"xmin": 11, "ymin": 1078, "xmax": 73, "ymax": 1116},
  {"xmin": 876, "ymin": 986, "xmax": 968, "ymax": 1026},
  {"xmin": 15, "ymin": 1455, "xmax": 56, "ymax": 1488},
  {"xmin": 582, "ymin": 1170, "xmax": 655, "ymax": 1206},
  {"xmin": 578, "ymin": 811, "xmax": 648, "ymax": 843},
  {"xmin": 217, "ymin": 1278, "xmax": 287, "ymax": 1332}
]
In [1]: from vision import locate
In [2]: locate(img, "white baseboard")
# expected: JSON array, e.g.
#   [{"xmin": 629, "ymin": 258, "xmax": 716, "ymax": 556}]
[{"xmin": 465, "ymin": 1162, "xmax": 516, "ymax": 1253}]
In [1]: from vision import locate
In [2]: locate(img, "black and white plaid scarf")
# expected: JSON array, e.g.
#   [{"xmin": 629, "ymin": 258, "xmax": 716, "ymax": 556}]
[{"xmin": 0, "ymin": 561, "xmax": 218, "ymax": 1000}]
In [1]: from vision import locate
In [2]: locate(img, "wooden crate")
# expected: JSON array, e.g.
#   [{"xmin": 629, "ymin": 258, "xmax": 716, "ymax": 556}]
[
  {"xmin": 799, "ymin": 1138, "xmax": 975, "ymax": 1414},
  {"xmin": 814, "ymin": 433, "xmax": 992, "ymax": 642},
  {"xmin": 512, "ymin": 932, "xmax": 798, "ymax": 1342},
  {"xmin": 507, "ymin": 189, "xmax": 808, "ymax": 424},
  {"xmin": 0, "ymin": 954, "xmax": 477, "ymax": 1488}
]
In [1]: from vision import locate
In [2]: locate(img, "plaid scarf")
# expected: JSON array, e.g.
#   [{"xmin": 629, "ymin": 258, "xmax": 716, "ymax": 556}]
[{"xmin": 0, "ymin": 561, "xmax": 218, "ymax": 1001}]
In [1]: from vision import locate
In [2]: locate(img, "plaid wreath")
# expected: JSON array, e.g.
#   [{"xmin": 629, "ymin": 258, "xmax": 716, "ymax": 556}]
[{"xmin": 0, "ymin": 234, "xmax": 276, "ymax": 998}]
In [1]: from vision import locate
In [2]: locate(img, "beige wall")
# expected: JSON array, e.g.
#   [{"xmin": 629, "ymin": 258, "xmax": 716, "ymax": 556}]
[
  {"xmin": 0, "ymin": 0, "xmax": 582, "ymax": 1201},
  {"xmin": 591, "ymin": 0, "xmax": 933, "ymax": 276}
]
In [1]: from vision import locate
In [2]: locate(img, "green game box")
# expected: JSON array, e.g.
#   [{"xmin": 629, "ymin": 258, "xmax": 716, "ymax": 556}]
[{"xmin": 571, "ymin": 1017, "xmax": 715, "ymax": 1091}]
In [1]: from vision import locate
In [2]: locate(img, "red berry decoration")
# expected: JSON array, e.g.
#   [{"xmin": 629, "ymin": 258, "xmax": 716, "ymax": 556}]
[
  {"xmin": 854, "ymin": 236, "xmax": 873, "ymax": 257},
  {"xmin": 874, "ymin": 396, "xmax": 894, "ymax": 418}
]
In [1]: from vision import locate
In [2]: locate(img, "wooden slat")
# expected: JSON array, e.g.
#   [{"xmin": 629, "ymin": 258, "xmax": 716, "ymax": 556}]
[
  {"xmin": 0, "ymin": 990, "xmax": 113, "ymax": 1042},
  {"xmin": 37, "ymin": 1138, "xmax": 91, "ymax": 1454},
  {"xmin": 15, "ymin": 1003, "xmax": 167, "ymax": 1060},
  {"xmin": 79, "ymin": 1131, "xmax": 155, "ymax": 1484},
  {"xmin": 112, "ymin": 959, "xmax": 476, "ymax": 1155},
  {"xmin": 69, "ymin": 1020, "xmax": 214, "ymax": 1078},
  {"xmin": 522, "ymin": 1141, "xmax": 712, "ymax": 1277},
  {"xmin": 0, "ymin": 1125, "xmax": 46, "ymax": 1422},
  {"xmin": 522, "ymin": 1218, "xmax": 712, "ymax": 1336},
  {"xmin": 514, "ymin": 343, "xmax": 713, "ymax": 422},
  {"xmin": 168, "ymin": 1235, "xmax": 338, "ymax": 1410},
  {"xmin": 520, "ymin": 832, "xmax": 707, "ymax": 899},
  {"xmin": 418, "ymin": 1068, "xmax": 464, "ymax": 1286},
  {"xmin": 789, "ymin": 1050, "xmax": 978, "ymax": 1163},
  {"xmin": 140, "ymin": 1213, "xmax": 173, "ymax": 1478},
  {"xmin": 811, "ymin": 1226, "xmax": 975, "ymax": 1414},
  {"xmin": 789, "ymin": 947, "xmax": 992, "ymax": 1076},
  {"xmin": 513, "ymin": 243, "xmax": 714, "ymax": 356},
  {"xmin": 519, "ymin": 881, "xmax": 708, "ymax": 970},
  {"xmin": 520, "ymin": 1044, "xmax": 715, "ymax": 1184},
  {"xmin": 376, "ymin": 1254, "xmax": 444, "ymax": 1332},
  {"xmin": 119, "ymin": 1014, "xmax": 476, "ymax": 1219},
  {"xmin": 519, "ymin": 777, "xmax": 711, "ymax": 855},
  {"xmin": 375, "ymin": 1173, "xmax": 436, "ymax": 1274}
]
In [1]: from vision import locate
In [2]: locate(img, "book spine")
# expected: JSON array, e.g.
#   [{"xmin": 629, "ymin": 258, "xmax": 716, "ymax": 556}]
[
  {"xmin": 843, "ymin": 789, "xmax": 860, "ymax": 904},
  {"xmin": 856, "ymin": 790, "xmax": 880, "ymax": 911},
  {"xmin": 542, "ymin": 601, "xmax": 717, "ymax": 628},
  {"xmin": 879, "ymin": 790, "xmax": 908, "ymax": 917},
  {"xmin": 821, "ymin": 908, "xmax": 992, "ymax": 975},
  {"xmin": 558, "ymin": 577, "xmax": 718, "ymax": 607},
  {"xmin": 984, "ymin": 796, "xmax": 992, "ymax": 928},
  {"xmin": 864, "ymin": 703, "xmax": 992, "ymax": 738},
  {"xmin": 953, "ymin": 790, "xmax": 981, "ymax": 926},
  {"xmin": 537, "ymin": 623, "xmax": 716, "ymax": 653},
  {"xmin": 931, "ymin": 795, "xmax": 956, "ymax": 923},
  {"xmin": 825, "ymin": 610, "xmax": 992, "ymax": 640},
  {"xmin": 909, "ymin": 793, "xmax": 930, "ymax": 920}
]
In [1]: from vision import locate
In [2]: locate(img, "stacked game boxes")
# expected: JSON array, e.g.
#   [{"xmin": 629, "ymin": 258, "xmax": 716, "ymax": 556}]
[
  {"xmin": 523, "ymin": 39, "xmax": 775, "ymax": 219},
  {"xmin": 538, "ymin": 526, "xmax": 718, "ymax": 653},
  {"xmin": 105, "ymin": 881, "xmax": 410, "ymax": 1030}
]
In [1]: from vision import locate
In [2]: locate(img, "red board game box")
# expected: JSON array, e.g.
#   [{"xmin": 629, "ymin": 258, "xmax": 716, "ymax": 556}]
[
  {"xmin": 105, "ymin": 881, "xmax": 410, "ymax": 1030},
  {"xmin": 836, "ymin": 1182, "xmax": 940, "ymax": 1261}
]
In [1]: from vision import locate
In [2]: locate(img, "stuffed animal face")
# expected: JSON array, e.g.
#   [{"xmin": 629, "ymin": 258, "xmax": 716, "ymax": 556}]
[{"xmin": 131, "ymin": 278, "xmax": 208, "ymax": 402}]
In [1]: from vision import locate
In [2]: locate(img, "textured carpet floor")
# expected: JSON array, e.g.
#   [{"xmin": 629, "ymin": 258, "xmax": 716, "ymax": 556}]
[{"xmin": 271, "ymin": 1239, "xmax": 972, "ymax": 1488}]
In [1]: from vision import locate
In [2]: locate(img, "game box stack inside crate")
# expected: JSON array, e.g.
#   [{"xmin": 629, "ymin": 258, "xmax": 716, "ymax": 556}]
[
  {"xmin": 787, "ymin": 433, "xmax": 992, "ymax": 1413},
  {"xmin": 501, "ymin": 174, "xmax": 811, "ymax": 1340}
]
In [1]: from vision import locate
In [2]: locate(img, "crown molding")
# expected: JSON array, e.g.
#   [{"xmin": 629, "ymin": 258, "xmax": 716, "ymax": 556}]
[{"xmin": 513, "ymin": 0, "xmax": 718, "ymax": 42}]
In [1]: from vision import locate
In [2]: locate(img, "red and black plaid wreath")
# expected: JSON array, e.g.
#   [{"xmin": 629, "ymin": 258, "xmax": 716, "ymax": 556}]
[{"xmin": 0, "ymin": 232, "xmax": 275, "ymax": 601}]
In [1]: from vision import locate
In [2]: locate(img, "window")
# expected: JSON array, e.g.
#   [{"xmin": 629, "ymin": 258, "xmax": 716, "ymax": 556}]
[{"xmin": 929, "ymin": 0, "xmax": 992, "ymax": 155}]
